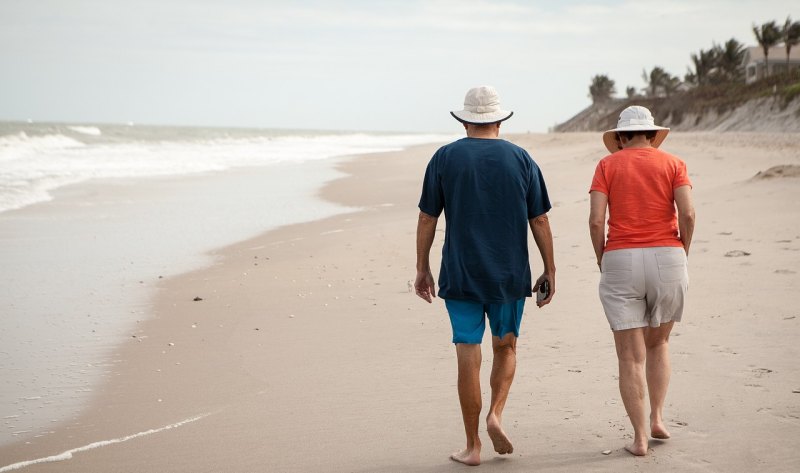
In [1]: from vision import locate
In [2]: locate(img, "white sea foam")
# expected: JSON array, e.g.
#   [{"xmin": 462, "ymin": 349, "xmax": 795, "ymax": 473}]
[
  {"xmin": 0, "ymin": 129, "xmax": 453, "ymax": 214},
  {"xmin": 0, "ymin": 414, "xmax": 209, "ymax": 472},
  {"xmin": 67, "ymin": 126, "xmax": 102, "ymax": 136}
]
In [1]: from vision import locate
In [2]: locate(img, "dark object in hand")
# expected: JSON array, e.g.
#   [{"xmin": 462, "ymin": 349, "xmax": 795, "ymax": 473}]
[{"xmin": 537, "ymin": 280, "xmax": 550, "ymax": 302}]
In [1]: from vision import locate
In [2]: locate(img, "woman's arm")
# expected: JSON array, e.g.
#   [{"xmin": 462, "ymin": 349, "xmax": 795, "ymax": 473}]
[
  {"xmin": 674, "ymin": 185, "xmax": 695, "ymax": 256},
  {"xmin": 589, "ymin": 191, "xmax": 608, "ymax": 267}
]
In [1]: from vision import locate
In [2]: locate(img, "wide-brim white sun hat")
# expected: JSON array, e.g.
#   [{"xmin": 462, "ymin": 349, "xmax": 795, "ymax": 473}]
[
  {"xmin": 451, "ymin": 85, "xmax": 514, "ymax": 124},
  {"xmin": 602, "ymin": 105, "xmax": 669, "ymax": 153}
]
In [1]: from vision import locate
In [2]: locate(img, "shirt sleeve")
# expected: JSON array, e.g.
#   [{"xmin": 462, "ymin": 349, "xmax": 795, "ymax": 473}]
[
  {"xmin": 526, "ymin": 159, "xmax": 552, "ymax": 219},
  {"xmin": 589, "ymin": 160, "xmax": 609, "ymax": 195},
  {"xmin": 673, "ymin": 159, "xmax": 692, "ymax": 189},
  {"xmin": 418, "ymin": 151, "xmax": 444, "ymax": 217}
]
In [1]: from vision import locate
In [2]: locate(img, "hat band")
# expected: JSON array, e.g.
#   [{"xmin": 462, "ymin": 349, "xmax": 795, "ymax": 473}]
[
  {"xmin": 621, "ymin": 118, "xmax": 654, "ymax": 126},
  {"xmin": 465, "ymin": 105, "xmax": 499, "ymax": 113}
]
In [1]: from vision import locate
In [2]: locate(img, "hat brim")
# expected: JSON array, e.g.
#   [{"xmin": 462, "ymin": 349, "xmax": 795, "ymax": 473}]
[
  {"xmin": 602, "ymin": 126, "xmax": 669, "ymax": 154},
  {"xmin": 451, "ymin": 110, "xmax": 513, "ymax": 125}
]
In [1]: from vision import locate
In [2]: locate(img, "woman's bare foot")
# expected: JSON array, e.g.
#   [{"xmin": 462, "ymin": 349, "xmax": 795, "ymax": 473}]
[
  {"xmin": 486, "ymin": 414, "xmax": 513, "ymax": 454},
  {"xmin": 651, "ymin": 421, "xmax": 671, "ymax": 439},
  {"xmin": 624, "ymin": 438, "xmax": 649, "ymax": 456},
  {"xmin": 450, "ymin": 446, "xmax": 481, "ymax": 466}
]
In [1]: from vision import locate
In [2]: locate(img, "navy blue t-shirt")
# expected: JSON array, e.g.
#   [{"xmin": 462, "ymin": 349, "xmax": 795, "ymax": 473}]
[{"xmin": 418, "ymin": 137, "xmax": 551, "ymax": 304}]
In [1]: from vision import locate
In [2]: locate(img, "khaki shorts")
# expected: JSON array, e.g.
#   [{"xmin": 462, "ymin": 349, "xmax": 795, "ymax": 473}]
[{"xmin": 599, "ymin": 247, "xmax": 688, "ymax": 331}]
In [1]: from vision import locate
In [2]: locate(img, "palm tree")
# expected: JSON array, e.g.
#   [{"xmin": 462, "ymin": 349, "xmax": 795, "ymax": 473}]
[
  {"xmin": 589, "ymin": 74, "xmax": 616, "ymax": 103},
  {"xmin": 783, "ymin": 17, "xmax": 800, "ymax": 67},
  {"xmin": 684, "ymin": 68, "xmax": 697, "ymax": 86},
  {"xmin": 717, "ymin": 39, "xmax": 746, "ymax": 81},
  {"xmin": 690, "ymin": 47, "xmax": 718, "ymax": 85},
  {"xmin": 626, "ymin": 86, "xmax": 637, "ymax": 99},
  {"xmin": 642, "ymin": 67, "xmax": 677, "ymax": 97},
  {"xmin": 663, "ymin": 75, "xmax": 681, "ymax": 97},
  {"xmin": 643, "ymin": 67, "xmax": 663, "ymax": 96},
  {"xmin": 753, "ymin": 21, "xmax": 782, "ymax": 77}
]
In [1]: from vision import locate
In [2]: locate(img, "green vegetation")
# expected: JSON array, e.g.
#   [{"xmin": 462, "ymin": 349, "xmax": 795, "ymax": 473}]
[
  {"xmin": 584, "ymin": 16, "xmax": 800, "ymax": 126},
  {"xmin": 636, "ymin": 71, "xmax": 800, "ymax": 125},
  {"xmin": 589, "ymin": 75, "xmax": 616, "ymax": 103}
]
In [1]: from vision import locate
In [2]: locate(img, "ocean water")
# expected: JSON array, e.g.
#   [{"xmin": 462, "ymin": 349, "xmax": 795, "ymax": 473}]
[
  {"xmin": 0, "ymin": 122, "xmax": 450, "ymax": 213},
  {"xmin": 0, "ymin": 122, "xmax": 452, "ymax": 447}
]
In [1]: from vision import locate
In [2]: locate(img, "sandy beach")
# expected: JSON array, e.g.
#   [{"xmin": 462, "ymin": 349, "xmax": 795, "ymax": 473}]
[{"xmin": 2, "ymin": 131, "xmax": 800, "ymax": 472}]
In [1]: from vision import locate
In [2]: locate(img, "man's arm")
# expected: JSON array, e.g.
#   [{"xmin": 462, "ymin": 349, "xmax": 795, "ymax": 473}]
[
  {"xmin": 415, "ymin": 211, "xmax": 438, "ymax": 303},
  {"xmin": 529, "ymin": 213, "xmax": 555, "ymax": 307},
  {"xmin": 589, "ymin": 191, "xmax": 608, "ymax": 267},
  {"xmin": 674, "ymin": 185, "xmax": 695, "ymax": 256}
]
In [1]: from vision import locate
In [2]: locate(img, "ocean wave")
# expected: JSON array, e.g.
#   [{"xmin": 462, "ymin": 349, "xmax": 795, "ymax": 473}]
[
  {"xmin": 67, "ymin": 126, "xmax": 102, "ymax": 136},
  {"xmin": 0, "ymin": 130, "xmax": 452, "ymax": 214},
  {"xmin": 0, "ymin": 132, "xmax": 86, "ymax": 162}
]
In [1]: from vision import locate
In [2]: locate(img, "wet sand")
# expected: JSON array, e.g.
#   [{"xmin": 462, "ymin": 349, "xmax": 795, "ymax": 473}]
[{"xmin": 1, "ymin": 132, "xmax": 799, "ymax": 472}]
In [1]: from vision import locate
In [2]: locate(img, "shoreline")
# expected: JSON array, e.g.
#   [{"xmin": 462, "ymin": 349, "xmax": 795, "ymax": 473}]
[
  {"xmin": 0, "ymin": 158, "xmax": 355, "ymax": 448},
  {"xmin": 2, "ymin": 133, "xmax": 800, "ymax": 472},
  {"xmin": 0, "ymin": 139, "xmax": 449, "ymax": 471}
]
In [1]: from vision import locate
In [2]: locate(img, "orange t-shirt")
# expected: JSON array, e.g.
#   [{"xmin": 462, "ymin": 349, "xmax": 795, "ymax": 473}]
[{"xmin": 590, "ymin": 147, "xmax": 691, "ymax": 252}]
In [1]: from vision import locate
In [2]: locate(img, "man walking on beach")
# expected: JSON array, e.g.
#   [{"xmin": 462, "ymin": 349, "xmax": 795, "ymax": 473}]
[{"xmin": 415, "ymin": 85, "xmax": 555, "ymax": 466}]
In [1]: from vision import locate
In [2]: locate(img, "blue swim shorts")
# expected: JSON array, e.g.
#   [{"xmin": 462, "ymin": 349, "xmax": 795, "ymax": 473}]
[{"xmin": 444, "ymin": 298, "xmax": 526, "ymax": 344}]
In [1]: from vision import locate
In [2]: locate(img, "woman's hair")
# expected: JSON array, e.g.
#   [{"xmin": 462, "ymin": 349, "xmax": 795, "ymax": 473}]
[{"xmin": 618, "ymin": 130, "xmax": 657, "ymax": 141}]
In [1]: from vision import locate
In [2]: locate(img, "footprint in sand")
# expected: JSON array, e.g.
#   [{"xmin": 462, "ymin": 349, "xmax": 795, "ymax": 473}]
[
  {"xmin": 752, "ymin": 368, "xmax": 773, "ymax": 378},
  {"xmin": 751, "ymin": 165, "xmax": 800, "ymax": 180},
  {"xmin": 725, "ymin": 250, "xmax": 751, "ymax": 257}
]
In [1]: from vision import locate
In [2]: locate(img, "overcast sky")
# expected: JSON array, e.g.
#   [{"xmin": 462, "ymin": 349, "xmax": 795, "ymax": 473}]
[{"xmin": 1, "ymin": 0, "xmax": 796, "ymax": 133}]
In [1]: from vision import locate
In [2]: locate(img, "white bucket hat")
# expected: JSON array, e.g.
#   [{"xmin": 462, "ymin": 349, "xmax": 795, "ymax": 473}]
[
  {"xmin": 450, "ymin": 86, "xmax": 513, "ymax": 124},
  {"xmin": 602, "ymin": 105, "xmax": 669, "ymax": 153}
]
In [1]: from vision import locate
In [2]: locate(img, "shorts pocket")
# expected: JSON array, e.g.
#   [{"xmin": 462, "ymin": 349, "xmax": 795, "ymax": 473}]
[
  {"xmin": 656, "ymin": 251, "xmax": 686, "ymax": 283},
  {"xmin": 601, "ymin": 251, "xmax": 632, "ymax": 284}
]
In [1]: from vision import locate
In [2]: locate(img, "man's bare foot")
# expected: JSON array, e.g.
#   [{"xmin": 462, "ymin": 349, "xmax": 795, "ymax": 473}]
[
  {"xmin": 486, "ymin": 414, "xmax": 514, "ymax": 454},
  {"xmin": 450, "ymin": 446, "xmax": 481, "ymax": 466},
  {"xmin": 651, "ymin": 421, "xmax": 671, "ymax": 439},
  {"xmin": 624, "ymin": 439, "xmax": 649, "ymax": 456}
]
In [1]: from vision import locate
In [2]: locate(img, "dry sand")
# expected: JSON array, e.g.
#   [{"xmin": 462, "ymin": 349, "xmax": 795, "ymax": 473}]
[{"xmin": 1, "ymin": 132, "xmax": 799, "ymax": 472}]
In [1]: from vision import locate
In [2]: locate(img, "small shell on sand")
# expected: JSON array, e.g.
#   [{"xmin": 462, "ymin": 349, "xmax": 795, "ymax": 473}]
[{"xmin": 602, "ymin": 450, "xmax": 612, "ymax": 455}]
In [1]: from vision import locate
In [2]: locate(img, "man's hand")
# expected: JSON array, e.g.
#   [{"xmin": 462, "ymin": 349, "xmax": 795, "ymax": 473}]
[
  {"xmin": 415, "ymin": 211, "xmax": 438, "ymax": 303},
  {"xmin": 530, "ymin": 213, "xmax": 555, "ymax": 308},
  {"xmin": 414, "ymin": 270, "xmax": 436, "ymax": 303},
  {"xmin": 534, "ymin": 272, "xmax": 555, "ymax": 308}
]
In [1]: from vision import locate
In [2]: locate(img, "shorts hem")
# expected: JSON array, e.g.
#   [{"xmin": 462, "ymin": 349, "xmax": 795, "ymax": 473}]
[
  {"xmin": 493, "ymin": 329, "xmax": 520, "ymax": 340},
  {"xmin": 609, "ymin": 321, "xmax": 649, "ymax": 331},
  {"xmin": 452, "ymin": 338, "xmax": 483, "ymax": 344},
  {"xmin": 610, "ymin": 319, "xmax": 681, "ymax": 331}
]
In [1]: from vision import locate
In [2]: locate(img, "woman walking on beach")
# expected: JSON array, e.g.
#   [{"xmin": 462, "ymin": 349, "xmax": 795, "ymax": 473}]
[{"xmin": 588, "ymin": 105, "xmax": 695, "ymax": 456}]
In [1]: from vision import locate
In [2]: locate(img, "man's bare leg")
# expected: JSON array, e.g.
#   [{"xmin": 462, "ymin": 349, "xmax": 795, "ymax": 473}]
[
  {"xmin": 644, "ymin": 322, "xmax": 674, "ymax": 439},
  {"xmin": 452, "ymin": 343, "xmax": 482, "ymax": 466},
  {"xmin": 613, "ymin": 328, "xmax": 649, "ymax": 456},
  {"xmin": 486, "ymin": 333, "xmax": 517, "ymax": 455}
]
